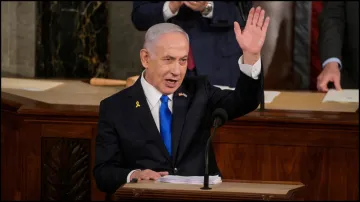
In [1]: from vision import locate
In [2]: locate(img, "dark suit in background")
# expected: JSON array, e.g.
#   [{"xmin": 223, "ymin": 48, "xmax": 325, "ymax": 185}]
[
  {"xmin": 93, "ymin": 71, "xmax": 260, "ymax": 194},
  {"xmin": 131, "ymin": 1, "xmax": 250, "ymax": 87},
  {"xmin": 318, "ymin": 1, "xmax": 359, "ymax": 89}
]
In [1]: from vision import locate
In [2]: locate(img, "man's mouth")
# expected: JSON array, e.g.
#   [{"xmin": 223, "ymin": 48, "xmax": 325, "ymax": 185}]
[{"xmin": 165, "ymin": 79, "xmax": 178, "ymax": 87}]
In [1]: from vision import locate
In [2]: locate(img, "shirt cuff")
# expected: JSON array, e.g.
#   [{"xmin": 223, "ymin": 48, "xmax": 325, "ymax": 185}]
[
  {"xmin": 202, "ymin": 1, "xmax": 214, "ymax": 18},
  {"xmin": 322, "ymin": 57, "xmax": 342, "ymax": 70},
  {"xmin": 163, "ymin": 1, "xmax": 179, "ymax": 21},
  {"xmin": 126, "ymin": 169, "xmax": 140, "ymax": 183},
  {"xmin": 238, "ymin": 55, "xmax": 261, "ymax": 80}
]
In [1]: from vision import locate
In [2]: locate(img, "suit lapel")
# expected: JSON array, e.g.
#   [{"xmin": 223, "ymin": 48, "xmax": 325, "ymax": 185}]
[
  {"xmin": 128, "ymin": 79, "xmax": 171, "ymax": 162},
  {"xmin": 172, "ymin": 86, "xmax": 192, "ymax": 163}
]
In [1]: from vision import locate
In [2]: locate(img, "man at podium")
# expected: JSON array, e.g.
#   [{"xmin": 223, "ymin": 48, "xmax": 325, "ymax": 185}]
[{"xmin": 94, "ymin": 7, "xmax": 270, "ymax": 194}]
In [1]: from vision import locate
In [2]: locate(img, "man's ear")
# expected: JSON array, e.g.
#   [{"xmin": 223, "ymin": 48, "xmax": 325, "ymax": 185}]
[{"xmin": 140, "ymin": 49, "xmax": 150, "ymax": 69}]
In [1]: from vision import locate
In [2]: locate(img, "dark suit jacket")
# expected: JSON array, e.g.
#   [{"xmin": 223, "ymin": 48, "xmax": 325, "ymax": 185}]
[
  {"xmin": 93, "ymin": 71, "xmax": 261, "ymax": 194},
  {"xmin": 319, "ymin": 1, "xmax": 359, "ymax": 89},
  {"xmin": 131, "ymin": 1, "xmax": 251, "ymax": 87}
]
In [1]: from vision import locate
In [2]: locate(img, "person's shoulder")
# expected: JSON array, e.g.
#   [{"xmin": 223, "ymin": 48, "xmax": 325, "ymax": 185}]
[{"xmin": 100, "ymin": 86, "xmax": 133, "ymax": 107}]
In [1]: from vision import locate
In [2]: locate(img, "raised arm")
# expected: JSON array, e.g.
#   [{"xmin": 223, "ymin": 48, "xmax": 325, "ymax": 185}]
[{"xmin": 207, "ymin": 6, "xmax": 269, "ymax": 119}]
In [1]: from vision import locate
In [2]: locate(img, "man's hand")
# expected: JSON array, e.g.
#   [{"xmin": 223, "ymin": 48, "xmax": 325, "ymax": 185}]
[
  {"xmin": 184, "ymin": 1, "xmax": 207, "ymax": 12},
  {"xmin": 169, "ymin": 1, "xmax": 183, "ymax": 14},
  {"xmin": 130, "ymin": 169, "xmax": 169, "ymax": 181},
  {"xmin": 234, "ymin": 6, "xmax": 270, "ymax": 65},
  {"xmin": 317, "ymin": 62, "xmax": 342, "ymax": 92}
]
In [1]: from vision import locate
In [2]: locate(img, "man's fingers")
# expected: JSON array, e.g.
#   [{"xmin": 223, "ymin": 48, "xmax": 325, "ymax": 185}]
[
  {"xmin": 252, "ymin": 6, "xmax": 261, "ymax": 26},
  {"xmin": 234, "ymin": 21, "xmax": 242, "ymax": 35},
  {"xmin": 333, "ymin": 77, "xmax": 342, "ymax": 91},
  {"xmin": 318, "ymin": 76, "xmax": 330, "ymax": 92},
  {"xmin": 261, "ymin": 17, "xmax": 270, "ymax": 35},
  {"xmin": 183, "ymin": 1, "xmax": 193, "ymax": 8},
  {"xmin": 158, "ymin": 171, "xmax": 169, "ymax": 176},
  {"xmin": 245, "ymin": 7, "xmax": 255, "ymax": 27},
  {"xmin": 184, "ymin": 1, "xmax": 205, "ymax": 10},
  {"xmin": 149, "ymin": 172, "xmax": 162, "ymax": 180},
  {"xmin": 257, "ymin": 9, "xmax": 265, "ymax": 27}
]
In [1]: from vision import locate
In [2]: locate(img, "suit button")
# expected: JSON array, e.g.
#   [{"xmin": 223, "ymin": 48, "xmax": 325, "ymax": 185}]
[{"xmin": 174, "ymin": 168, "xmax": 178, "ymax": 174}]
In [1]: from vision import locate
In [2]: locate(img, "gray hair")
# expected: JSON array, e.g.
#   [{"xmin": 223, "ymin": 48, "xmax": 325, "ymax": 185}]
[{"xmin": 143, "ymin": 23, "xmax": 189, "ymax": 56}]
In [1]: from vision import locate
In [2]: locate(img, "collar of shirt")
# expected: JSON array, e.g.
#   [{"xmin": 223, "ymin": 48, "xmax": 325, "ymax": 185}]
[{"xmin": 140, "ymin": 70, "xmax": 173, "ymax": 110}]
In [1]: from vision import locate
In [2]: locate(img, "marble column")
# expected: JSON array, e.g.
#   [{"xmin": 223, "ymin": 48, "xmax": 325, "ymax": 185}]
[
  {"xmin": 35, "ymin": 1, "xmax": 109, "ymax": 78},
  {"xmin": 1, "ymin": 1, "xmax": 36, "ymax": 78}
]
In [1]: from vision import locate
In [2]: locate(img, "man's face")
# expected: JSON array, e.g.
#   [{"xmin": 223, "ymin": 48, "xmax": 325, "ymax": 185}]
[{"xmin": 140, "ymin": 32, "xmax": 189, "ymax": 95}]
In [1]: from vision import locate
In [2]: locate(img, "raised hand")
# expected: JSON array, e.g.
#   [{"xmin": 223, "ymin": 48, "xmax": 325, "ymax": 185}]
[
  {"xmin": 184, "ymin": 1, "xmax": 207, "ymax": 12},
  {"xmin": 234, "ymin": 6, "xmax": 270, "ymax": 64},
  {"xmin": 169, "ymin": 1, "xmax": 184, "ymax": 14}
]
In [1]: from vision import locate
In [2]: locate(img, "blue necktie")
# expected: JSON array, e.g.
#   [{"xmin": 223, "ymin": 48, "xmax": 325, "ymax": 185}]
[{"xmin": 159, "ymin": 95, "xmax": 172, "ymax": 156}]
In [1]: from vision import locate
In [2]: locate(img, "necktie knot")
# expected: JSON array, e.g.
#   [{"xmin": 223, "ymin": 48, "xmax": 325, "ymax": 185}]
[{"xmin": 161, "ymin": 95, "xmax": 169, "ymax": 104}]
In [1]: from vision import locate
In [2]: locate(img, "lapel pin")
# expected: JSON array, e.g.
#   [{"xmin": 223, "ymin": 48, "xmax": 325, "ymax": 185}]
[
  {"xmin": 178, "ymin": 92, "xmax": 187, "ymax": 97},
  {"xmin": 135, "ymin": 101, "xmax": 141, "ymax": 108}
]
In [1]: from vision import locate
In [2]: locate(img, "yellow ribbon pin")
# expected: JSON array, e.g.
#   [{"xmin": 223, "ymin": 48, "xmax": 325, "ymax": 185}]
[{"xmin": 135, "ymin": 101, "xmax": 141, "ymax": 108}]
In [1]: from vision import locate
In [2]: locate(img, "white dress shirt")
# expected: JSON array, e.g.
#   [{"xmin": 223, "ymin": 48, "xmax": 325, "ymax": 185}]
[
  {"xmin": 125, "ymin": 56, "xmax": 262, "ymax": 182},
  {"xmin": 141, "ymin": 72, "xmax": 174, "ymax": 131}
]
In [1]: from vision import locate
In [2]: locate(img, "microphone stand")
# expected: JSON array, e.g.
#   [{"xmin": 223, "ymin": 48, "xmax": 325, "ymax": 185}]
[{"xmin": 201, "ymin": 119, "xmax": 220, "ymax": 190}]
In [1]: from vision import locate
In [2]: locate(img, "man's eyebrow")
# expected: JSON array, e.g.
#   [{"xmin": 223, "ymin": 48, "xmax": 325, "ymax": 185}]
[
  {"xmin": 161, "ymin": 55, "xmax": 188, "ymax": 59},
  {"xmin": 162, "ymin": 55, "xmax": 175, "ymax": 59}
]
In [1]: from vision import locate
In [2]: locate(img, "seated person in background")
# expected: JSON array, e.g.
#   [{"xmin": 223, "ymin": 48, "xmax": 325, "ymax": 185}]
[
  {"xmin": 317, "ymin": 1, "xmax": 359, "ymax": 92},
  {"xmin": 94, "ymin": 7, "xmax": 270, "ymax": 194},
  {"xmin": 131, "ymin": 1, "xmax": 252, "ymax": 88}
]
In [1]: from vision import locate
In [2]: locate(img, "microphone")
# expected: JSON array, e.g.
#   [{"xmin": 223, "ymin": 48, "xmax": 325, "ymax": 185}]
[{"xmin": 201, "ymin": 108, "xmax": 228, "ymax": 190}]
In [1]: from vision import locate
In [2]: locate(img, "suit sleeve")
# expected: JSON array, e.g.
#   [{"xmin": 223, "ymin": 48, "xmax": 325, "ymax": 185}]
[
  {"xmin": 318, "ymin": 1, "xmax": 345, "ymax": 64},
  {"xmin": 205, "ymin": 70, "xmax": 261, "ymax": 120},
  {"xmin": 93, "ymin": 100, "xmax": 132, "ymax": 194},
  {"xmin": 131, "ymin": 1, "xmax": 167, "ymax": 31}
]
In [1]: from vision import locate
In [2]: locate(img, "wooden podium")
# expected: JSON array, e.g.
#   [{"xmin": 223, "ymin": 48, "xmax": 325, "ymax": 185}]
[
  {"xmin": 111, "ymin": 180, "xmax": 305, "ymax": 201},
  {"xmin": 1, "ymin": 77, "xmax": 358, "ymax": 201}
]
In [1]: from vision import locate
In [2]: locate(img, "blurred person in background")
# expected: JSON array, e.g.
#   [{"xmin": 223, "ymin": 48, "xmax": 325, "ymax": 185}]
[
  {"xmin": 131, "ymin": 1, "xmax": 252, "ymax": 88},
  {"xmin": 317, "ymin": 1, "xmax": 359, "ymax": 92}
]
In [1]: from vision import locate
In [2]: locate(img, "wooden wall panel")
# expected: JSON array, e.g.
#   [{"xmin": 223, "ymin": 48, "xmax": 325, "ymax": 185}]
[
  {"xmin": 213, "ymin": 134, "xmax": 359, "ymax": 201},
  {"xmin": 41, "ymin": 137, "xmax": 91, "ymax": 200}
]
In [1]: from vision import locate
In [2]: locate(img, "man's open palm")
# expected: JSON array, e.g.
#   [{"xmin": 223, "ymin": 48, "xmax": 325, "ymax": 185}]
[{"xmin": 234, "ymin": 6, "xmax": 270, "ymax": 55}]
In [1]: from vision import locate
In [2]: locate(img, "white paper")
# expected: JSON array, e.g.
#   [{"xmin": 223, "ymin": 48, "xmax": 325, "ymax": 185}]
[
  {"xmin": 214, "ymin": 85, "xmax": 280, "ymax": 104},
  {"xmin": 322, "ymin": 89, "xmax": 359, "ymax": 103},
  {"xmin": 157, "ymin": 175, "xmax": 222, "ymax": 185},
  {"xmin": 21, "ymin": 88, "xmax": 44, "ymax": 91},
  {"xmin": 264, "ymin": 91, "xmax": 281, "ymax": 103},
  {"xmin": 1, "ymin": 78, "xmax": 63, "ymax": 91}
]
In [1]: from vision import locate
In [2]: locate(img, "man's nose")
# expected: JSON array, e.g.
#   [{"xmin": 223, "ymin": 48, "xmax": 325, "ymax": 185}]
[{"xmin": 171, "ymin": 62, "xmax": 182, "ymax": 75}]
